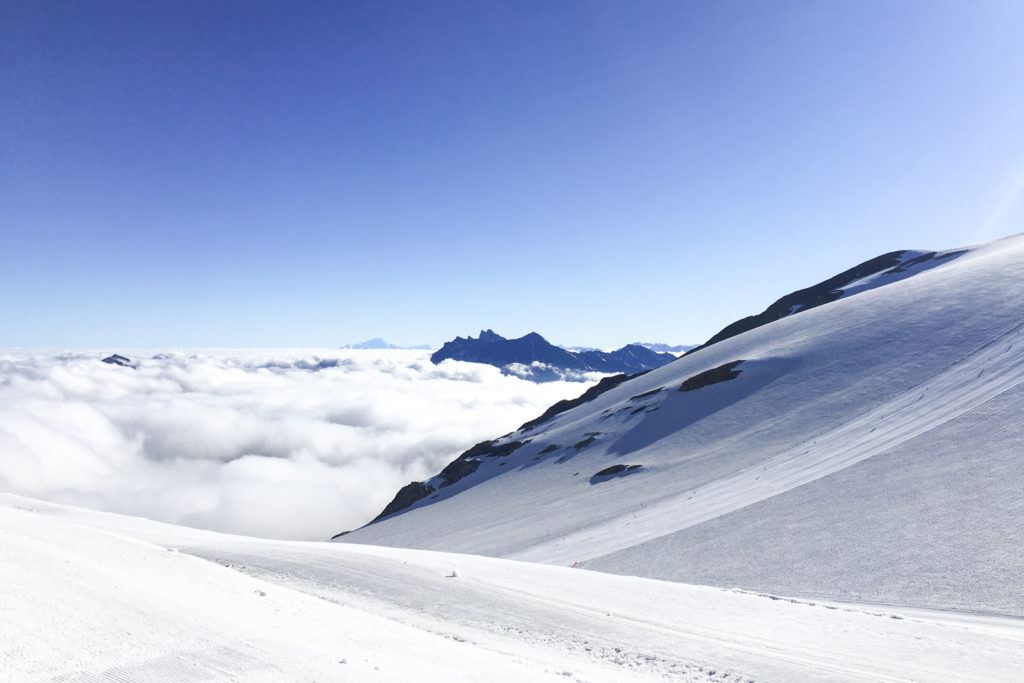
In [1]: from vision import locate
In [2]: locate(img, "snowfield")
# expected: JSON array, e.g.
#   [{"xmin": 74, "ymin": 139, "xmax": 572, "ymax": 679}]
[
  {"xmin": 343, "ymin": 235, "xmax": 1024, "ymax": 617},
  {"xmin": 3, "ymin": 493, "xmax": 1023, "ymax": 682}
]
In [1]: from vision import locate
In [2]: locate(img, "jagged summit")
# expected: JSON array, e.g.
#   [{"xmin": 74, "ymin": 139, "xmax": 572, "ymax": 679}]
[
  {"xmin": 430, "ymin": 330, "xmax": 675, "ymax": 381},
  {"xmin": 477, "ymin": 329, "xmax": 505, "ymax": 343}
]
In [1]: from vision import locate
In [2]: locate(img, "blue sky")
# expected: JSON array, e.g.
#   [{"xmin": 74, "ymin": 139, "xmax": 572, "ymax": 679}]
[{"xmin": 3, "ymin": 1, "xmax": 1024, "ymax": 349}]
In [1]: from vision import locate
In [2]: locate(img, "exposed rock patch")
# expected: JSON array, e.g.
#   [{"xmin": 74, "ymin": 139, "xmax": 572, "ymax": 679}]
[
  {"xmin": 437, "ymin": 457, "xmax": 482, "ymax": 488},
  {"xmin": 679, "ymin": 361, "xmax": 745, "ymax": 392},
  {"xmin": 370, "ymin": 481, "xmax": 435, "ymax": 523},
  {"xmin": 573, "ymin": 435, "xmax": 598, "ymax": 450},
  {"xmin": 884, "ymin": 250, "xmax": 966, "ymax": 274},
  {"xmin": 363, "ymin": 439, "xmax": 529, "ymax": 526},
  {"xmin": 630, "ymin": 387, "xmax": 663, "ymax": 401},
  {"xmin": 520, "ymin": 372, "xmax": 642, "ymax": 432},
  {"xmin": 690, "ymin": 249, "xmax": 966, "ymax": 354},
  {"xmin": 590, "ymin": 464, "xmax": 642, "ymax": 483}
]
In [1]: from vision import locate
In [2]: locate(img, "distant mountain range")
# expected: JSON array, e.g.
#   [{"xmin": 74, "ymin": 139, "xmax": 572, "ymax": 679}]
[
  {"xmin": 560, "ymin": 342, "xmax": 695, "ymax": 355},
  {"xmin": 632, "ymin": 342, "xmax": 696, "ymax": 354},
  {"xmin": 430, "ymin": 330, "xmax": 676, "ymax": 381},
  {"xmin": 341, "ymin": 338, "xmax": 432, "ymax": 350}
]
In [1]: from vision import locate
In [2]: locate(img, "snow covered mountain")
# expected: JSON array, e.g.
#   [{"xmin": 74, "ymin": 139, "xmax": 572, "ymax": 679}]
[
  {"xmin": 341, "ymin": 337, "xmax": 432, "ymax": 349},
  {"xmin": 431, "ymin": 329, "xmax": 676, "ymax": 382},
  {"xmin": 341, "ymin": 234, "xmax": 1024, "ymax": 617},
  {"xmin": 633, "ymin": 342, "xmax": 697, "ymax": 354}
]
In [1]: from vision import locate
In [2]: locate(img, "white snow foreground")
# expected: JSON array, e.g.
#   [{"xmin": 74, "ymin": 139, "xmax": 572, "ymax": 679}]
[
  {"xmin": 2, "ymin": 494, "xmax": 1023, "ymax": 682},
  {"xmin": 342, "ymin": 234, "xmax": 1024, "ymax": 616}
]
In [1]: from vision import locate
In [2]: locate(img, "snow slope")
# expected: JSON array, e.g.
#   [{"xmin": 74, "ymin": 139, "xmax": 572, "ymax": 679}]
[
  {"xmin": 342, "ymin": 234, "xmax": 1024, "ymax": 616},
  {"xmin": 3, "ymin": 493, "xmax": 1023, "ymax": 682}
]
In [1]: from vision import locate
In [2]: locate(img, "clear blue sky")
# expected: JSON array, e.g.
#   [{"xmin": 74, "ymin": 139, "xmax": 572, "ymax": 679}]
[{"xmin": 3, "ymin": 1, "xmax": 1024, "ymax": 349}]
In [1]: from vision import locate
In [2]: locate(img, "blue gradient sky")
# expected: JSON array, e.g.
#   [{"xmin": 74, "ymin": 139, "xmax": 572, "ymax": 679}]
[{"xmin": 4, "ymin": 1, "xmax": 1024, "ymax": 349}]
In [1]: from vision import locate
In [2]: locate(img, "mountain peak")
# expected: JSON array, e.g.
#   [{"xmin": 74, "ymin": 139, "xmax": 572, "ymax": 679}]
[
  {"xmin": 477, "ymin": 329, "xmax": 505, "ymax": 342},
  {"xmin": 341, "ymin": 338, "xmax": 432, "ymax": 350},
  {"xmin": 101, "ymin": 354, "xmax": 135, "ymax": 368},
  {"xmin": 429, "ymin": 330, "xmax": 674, "ymax": 381}
]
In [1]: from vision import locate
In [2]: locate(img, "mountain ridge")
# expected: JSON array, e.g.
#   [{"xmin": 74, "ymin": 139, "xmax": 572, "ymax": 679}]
[
  {"xmin": 338, "ymin": 234, "xmax": 1024, "ymax": 616},
  {"xmin": 430, "ymin": 329, "xmax": 676, "ymax": 381}
]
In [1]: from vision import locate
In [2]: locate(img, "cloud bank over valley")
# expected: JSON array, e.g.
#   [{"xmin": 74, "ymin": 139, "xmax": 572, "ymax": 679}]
[{"xmin": 0, "ymin": 349, "xmax": 601, "ymax": 540}]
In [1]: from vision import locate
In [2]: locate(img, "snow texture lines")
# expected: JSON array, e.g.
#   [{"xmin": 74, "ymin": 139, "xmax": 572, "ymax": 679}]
[{"xmin": 512, "ymin": 320, "xmax": 1024, "ymax": 566}]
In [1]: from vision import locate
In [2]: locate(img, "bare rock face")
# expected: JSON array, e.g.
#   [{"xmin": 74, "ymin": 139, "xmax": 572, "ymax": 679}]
[
  {"xmin": 101, "ymin": 354, "xmax": 135, "ymax": 368},
  {"xmin": 692, "ymin": 250, "xmax": 966, "ymax": 353},
  {"xmin": 678, "ymin": 361, "xmax": 745, "ymax": 392},
  {"xmin": 370, "ymin": 481, "xmax": 436, "ymax": 523},
  {"xmin": 590, "ymin": 464, "xmax": 642, "ymax": 483}
]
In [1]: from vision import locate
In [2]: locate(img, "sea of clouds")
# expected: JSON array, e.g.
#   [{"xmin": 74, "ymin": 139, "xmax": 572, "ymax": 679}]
[{"xmin": 0, "ymin": 349, "xmax": 602, "ymax": 540}]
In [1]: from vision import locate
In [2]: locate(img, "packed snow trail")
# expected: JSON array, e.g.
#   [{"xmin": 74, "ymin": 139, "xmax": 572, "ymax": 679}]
[{"xmin": 3, "ymin": 494, "xmax": 1023, "ymax": 682}]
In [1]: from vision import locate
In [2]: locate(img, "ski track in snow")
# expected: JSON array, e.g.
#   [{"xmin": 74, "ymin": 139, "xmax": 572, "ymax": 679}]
[
  {"xmin": 178, "ymin": 543, "xmax": 750, "ymax": 682},
  {"xmin": 4, "ymin": 495, "xmax": 1022, "ymax": 682},
  {"xmin": 49, "ymin": 646, "xmax": 273, "ymax": 683}
]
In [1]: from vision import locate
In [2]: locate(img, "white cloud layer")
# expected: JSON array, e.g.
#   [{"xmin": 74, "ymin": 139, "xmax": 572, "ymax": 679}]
[{"xmin": 0, "ymin": 349, "xmax": 602, "ymax": 540}]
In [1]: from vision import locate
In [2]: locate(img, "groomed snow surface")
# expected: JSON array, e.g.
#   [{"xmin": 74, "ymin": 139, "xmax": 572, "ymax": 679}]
[{"xmin": 2, "ymin": 494, "xmax": 1023, "ymax": 682}]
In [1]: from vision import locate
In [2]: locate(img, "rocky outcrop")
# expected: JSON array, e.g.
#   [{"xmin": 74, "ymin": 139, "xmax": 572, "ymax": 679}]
[
  {"xmin": 366, "ymin": 439, "xmax": 530, "ymax": 525},
  {"xmin": 678, "ymin": 361, "xmax": 745, "ymax": 392},
  {"xmin": 437, "ymin": 440, "xmax": 526, "ymax": 488},
  {"xmin": 101, "ymin": 354, "xmax": 134, "ymax": 368},
  {"xmin": 590, "ymin": 464, "xmax": 642, "ymax": 483},
  {"xmin": 370, "ymin": 481, "xmax": 435, "ymax": 523},
  {"xmin": 691, "ymin": 250, "xmax": 966, "ymax": 353},
  {"xmin": 519, "ymin": 372, "xmax": 642, "ymax": 432}
]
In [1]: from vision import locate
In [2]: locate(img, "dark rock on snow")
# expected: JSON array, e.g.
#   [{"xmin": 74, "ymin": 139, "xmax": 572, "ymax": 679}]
[
  {"xmin": 438, "ymin": 440, "xmax": 526, "ymax": 488},
  {"xmin": 368, "ymin": 440, "xmax": 530, "ymax": 524},
  {"xmin": 371, "ymin": 481, "xmax": 435, "ymax": 523},
  {"xmin": 519, "ymin": 372, "xmax": 643, "ymax": 432},
  {"xmin": 691, "ymin": 250, "xmax": 966, "ymax": 353},
  {"xmin": 593, "ymin": 464, "xmax": 642, "ymax": 477},
  {"xmin": 678, "ymin": 361, "xmax": 745, "ymax": 392},
  {"xmin": 590, "ymin": 464, "xmax": 642, "ymax": 484}
]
